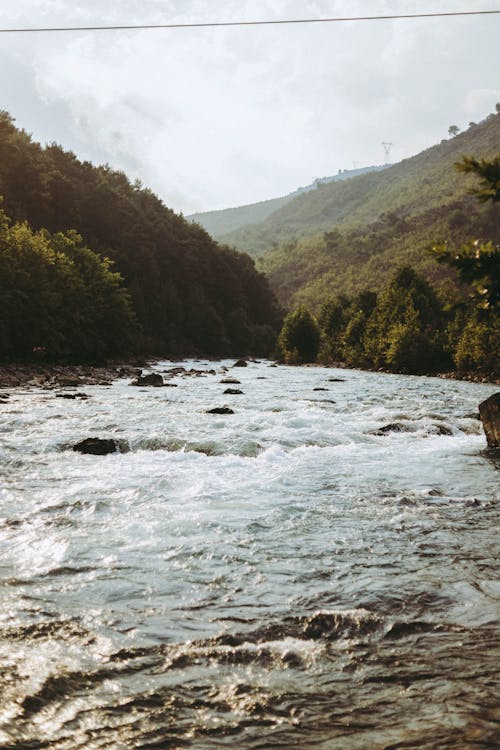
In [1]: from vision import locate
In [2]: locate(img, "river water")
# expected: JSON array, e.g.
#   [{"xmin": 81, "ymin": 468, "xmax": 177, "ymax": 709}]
[{"xmin": 0, "ymin": 360, "xmax": 498, "ymax": 749}]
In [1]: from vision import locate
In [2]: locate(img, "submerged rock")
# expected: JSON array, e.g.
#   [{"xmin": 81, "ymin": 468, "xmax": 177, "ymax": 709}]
[
  {"xmin": 206, "ymin": 407, "xmax": 234, "ymax": 415},
  {"xmin": 132, "ymin": 373, "xmax": 164, "ymax": 387},
  {"xmin": 479, "ymin": 392, "xmax": 500, "ymax": 448},
  {"xmin": 56, "ymin": 393, "xmax": 89, "ymax": 400},
  {"xmin": 73, "ymin": 437, "xmax": 118, "ymax": 455}
]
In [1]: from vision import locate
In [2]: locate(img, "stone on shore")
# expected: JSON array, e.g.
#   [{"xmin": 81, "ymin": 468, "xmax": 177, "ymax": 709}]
[
  {"xmin": 73, "ymin": 437, "xmax": 118, "ymax": 455},
  {"xmin": 479, "ymin": 392, "xmax": 500, "ymax": 448}
]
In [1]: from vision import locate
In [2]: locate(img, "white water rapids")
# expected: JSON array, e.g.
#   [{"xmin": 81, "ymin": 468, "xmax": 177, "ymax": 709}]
[{"xmin": 0, "ymin": 360, "xmax": 498, "ymax": 749}]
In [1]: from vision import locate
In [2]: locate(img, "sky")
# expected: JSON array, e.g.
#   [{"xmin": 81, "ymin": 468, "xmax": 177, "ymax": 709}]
[{"xmin": 1, "ymin": 0, "xmax": 499, "ymax": 214}]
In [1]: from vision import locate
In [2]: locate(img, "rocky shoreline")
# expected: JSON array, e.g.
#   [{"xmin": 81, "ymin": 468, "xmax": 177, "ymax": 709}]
[{"xmin": 0, "ymin": 362, "xmax": 143, "ymax": 389}]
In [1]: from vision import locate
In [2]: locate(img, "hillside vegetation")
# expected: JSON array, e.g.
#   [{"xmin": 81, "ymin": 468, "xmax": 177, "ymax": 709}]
[
  {"xmin": 188, "ymin": 166, "xmax": 387, "ymax": 246},
  {"xmin": 220, "ymin": 112, "xmax": 500, "ymax": 266},
  {"xmin": 256, "ymin": 112, "xmax": 500, "ymax": 310},
  {"xmin": 276, "ymin": 152, "xmax": 499, "ymax": 379},
  {"xmin": 0, "ymin": 111, "xmax": 280, "ymax": 361}
]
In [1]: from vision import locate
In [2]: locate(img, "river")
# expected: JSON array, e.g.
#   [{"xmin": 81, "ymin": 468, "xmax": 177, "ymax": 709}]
[{"xmin": 0, "ymin": 360, "xmax": 498, "ymax": 749}]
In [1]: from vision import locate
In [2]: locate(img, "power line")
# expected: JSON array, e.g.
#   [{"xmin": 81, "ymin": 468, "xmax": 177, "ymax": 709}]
[{"xmin": 0, "ymin": 9, "xmax": 499, "ymax": 34}]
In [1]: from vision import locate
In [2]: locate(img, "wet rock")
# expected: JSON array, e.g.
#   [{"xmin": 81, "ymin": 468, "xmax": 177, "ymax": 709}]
[
  {"xmin": 371, "ymin": 422, "xmax": 409, "ymax": 435},
  {"xmin": 328, "ymin": 378, "xmax": 345, "ymax": 382},
  {"xmin": 220, "ymin": 377, "xmax": 241, "ymax": 384},
  {"xmin": 224, "ymin": 388, "xmax": 243, "ymax": 395},
  {"xmin": 56, "ymin": 393, "xmax": 89, "ymax": 400},
  {"xmin": 431, "ymin": 423, "xmax": 453, "ymax": 436},
  {"xmin": 313, "ymin": 387, "xmax": 328, "ymax": 391},
  {"xmin": 73, "ymin": 438, "xmax": 118, "ymax": 455},
  {"xmin": 56, "ymin": 376, "xmax": 81, "ymax": 387},
  {"xmin": 206, "ymin": 407, "xmax": 234, "ymax": 415},
  {"xmin": 479, "ymin": 392, "xmax": 500, "ymax": 448},
  {"xmin": 132, "ymin": 373, "xmax": 164, "ymax": 387},
  {"xmin": 232, "ymin": 359, "xmax": 248, "ymax": 367}
]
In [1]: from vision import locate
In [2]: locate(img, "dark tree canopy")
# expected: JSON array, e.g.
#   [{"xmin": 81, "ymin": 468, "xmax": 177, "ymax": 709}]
[
  {"xmin": 0, "ymin": 111, "xmax": 281, "ymax": 360},
  {"xmin": 278, "ymin": 306, "xmax": 320, "ymax": 364}
]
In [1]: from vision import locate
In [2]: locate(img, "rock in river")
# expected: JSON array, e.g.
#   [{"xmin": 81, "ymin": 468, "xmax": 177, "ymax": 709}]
[
  {"xmin": 73, "ymin": 438, "xmax": 118, "ymax": 455},
  {"xmin": 479, "ymin": 392, "xmax": 500, "ymax": 448},
  {"xmin": 206, "ymin": 407, "xmax": 234, "ymax": 415},
  {"xmin": 132, "ymin": 373, "xmax": 164, "ymax": 387}
]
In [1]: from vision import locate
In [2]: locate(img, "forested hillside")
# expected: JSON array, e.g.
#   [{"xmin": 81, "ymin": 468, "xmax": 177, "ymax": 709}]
[
  {"xmin": 221, "ymin": 112, "xmax": 500, "ymax": 263},
  {"xmin": 0, "ymin": 111, "xmax": 280, "ymax": 361},
  {"xmin": 257, "ymin": 112, "xmax": 500, "ymax": 310}
]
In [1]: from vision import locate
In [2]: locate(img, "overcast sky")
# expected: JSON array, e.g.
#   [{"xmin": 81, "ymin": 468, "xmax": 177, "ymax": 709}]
[{"xmin": 1, "ymin": 0, "xmax": 499, "ymax": 214}]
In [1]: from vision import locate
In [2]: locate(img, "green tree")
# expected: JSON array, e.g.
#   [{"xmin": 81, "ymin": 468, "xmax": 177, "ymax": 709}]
[
  {"xmin": 432, "ymin": 154, "xmax": 500, "ymax": 312},
  {"xmin": 364, "ymin": 266, "xmax": 446, "ymax": 373},
  {"xmin": 278, "ymin": 305, "xmax": 320, "ymax": 364},
  {"xmin": 455, "ymin": 154, "xmax": 500, "ymax": 202}
]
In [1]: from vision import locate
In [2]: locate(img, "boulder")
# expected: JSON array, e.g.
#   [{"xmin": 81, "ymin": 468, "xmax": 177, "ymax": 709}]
[
  {"xmin": 479, "ymin": 392, "xmax": 500, "ymax": 448},
  {"xmin": 206, "ymin": 407, "xmax": 234, "ymax": 415},
  {"xmin": 73, "ymin": 437, "xmax": 118, "ymax": 455},
  {"xmin": 371, "ymin": 422, "xmax": 409, "ymax": 435},
  {"xmin": 224, "ymin": 388, "xmax": 243, "ymax": 395},
  {"xmin": 232, "ymin": 359, "xmax": 248, "ymax": 367},
  {"xmin": 132, "ymin": 373, "xmax": 164, "ymax": 387},
  {"xmin": 220, "ymin": 377, "xmax": 241, "ymax": 384}
]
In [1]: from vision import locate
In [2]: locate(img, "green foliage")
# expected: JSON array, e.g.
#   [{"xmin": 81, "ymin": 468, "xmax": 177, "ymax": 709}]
[
  {"xmin": 363, "ymin": 267, "xmax": 447, "ymax": 373},
  {"xmin": 278, "ymin": 306, "xmax": 320, "ymax": 364},
  {"xmin": 0, "ymin": 111, "xmax": 281, "ymax": 359},
  {"xmin": 432, "ymin": 240, "xmax": 500, "ymax": 311},
  {"xmin": 455, "ymin": 154, "xmax": 500, "ymax": 202},
  {"xmin": 0, "ymin": 209, "xmax": 135, "ymax": 362},
  {"xmin": 453, "ymin": 314, "xmax": 500, "ymax": 373},
  {"xmin": 222, "ymin": 110, "xmax": 500, "ymax": 259}
]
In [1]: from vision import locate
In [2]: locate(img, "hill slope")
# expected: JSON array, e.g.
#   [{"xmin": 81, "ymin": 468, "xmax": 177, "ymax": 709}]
[
  {"xmin": 188, "ymin": 166, "xmax": 387, "ymax": 244},
  {"xmin": 221, "ymin": 114, "xmax": 500, "ymax": 261}
]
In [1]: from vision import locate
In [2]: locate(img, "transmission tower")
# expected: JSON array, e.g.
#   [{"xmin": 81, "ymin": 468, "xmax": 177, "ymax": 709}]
[{"xmin": 381, "ymin": 142, "xmax": 393, "ymax": 164}]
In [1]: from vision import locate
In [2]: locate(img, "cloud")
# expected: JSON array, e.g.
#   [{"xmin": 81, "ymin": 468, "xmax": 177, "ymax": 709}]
[{"xmin": 0, "ymin": 0, "xmax": 499, "ymax": 212}]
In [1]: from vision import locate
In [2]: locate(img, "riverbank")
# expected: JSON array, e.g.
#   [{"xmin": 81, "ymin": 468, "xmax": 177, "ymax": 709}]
[{"xmin": 0, "ymin": 362, "xmax": 144, "ymax": 389}]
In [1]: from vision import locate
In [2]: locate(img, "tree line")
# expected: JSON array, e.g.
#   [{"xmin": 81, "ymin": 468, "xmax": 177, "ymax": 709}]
[{"xmin": 0, "ymin": 111, "xmax": 281, "ymax": 362}]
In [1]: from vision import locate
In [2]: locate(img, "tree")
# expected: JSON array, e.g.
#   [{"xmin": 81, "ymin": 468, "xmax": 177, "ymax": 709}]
[
  {"xmin": 455, "ymin": 154, "xmax": 500, "ymax": 202},
  {"xmin": 448, "ymin": 125, "xmax": 460, "ymax": 137},
  {"xmin": 278, "ymin": 305, "xmax": 320, "ymax": 364},
  {"xmin": 364, "ymin": 267, "xmax": 446, "ymax": 373},
  {"xmin": 432, "ymin": 154, "xmax": 500, "ymax": 312}
]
